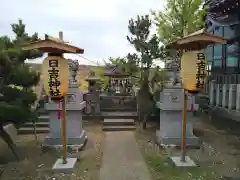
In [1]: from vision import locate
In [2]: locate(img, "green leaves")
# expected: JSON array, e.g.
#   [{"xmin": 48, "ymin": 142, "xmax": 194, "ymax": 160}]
[
  {"xmin": 153, "ymin": 0, "xmax": 204, "ymax": 45},
  {"xmin": 0, "ymin": 19, "xmax": 43, "ymax": 125}
]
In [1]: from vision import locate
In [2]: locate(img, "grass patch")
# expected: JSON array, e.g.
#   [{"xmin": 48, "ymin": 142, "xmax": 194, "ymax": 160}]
[
  {"xmin": 135, "ymin": 123, "xmax": 218, "ymax": 180},
  {"xmin": 143, "ymin": 151, "xmax": 217, "ymax": 180}
]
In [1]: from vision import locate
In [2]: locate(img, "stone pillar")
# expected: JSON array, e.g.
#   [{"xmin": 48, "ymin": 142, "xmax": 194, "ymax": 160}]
[
  {"xmin": 228, "ymin": 84, "xmax": 237, "ymax": 110},
  {"xmin": 236, "ymin": 84, "xmax": 240, "ymax": 111},
  {"xmin": 222, "ymin": 84, "xmax": 229, "ymax": 108},
  {"xmin": 209, "ymin": 80, "xmax": 216, "ymax": 106},
  {"xmin": 84, "ymin": 93, "xmax": 100, "ymax": 115},
  {"xmin": 216, "ymin": 84, "xmax": 222, "ymax": 106}
]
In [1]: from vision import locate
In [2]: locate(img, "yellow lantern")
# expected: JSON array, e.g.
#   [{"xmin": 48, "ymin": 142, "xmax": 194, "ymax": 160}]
[
  {"xmin": 42, "ymin": 56, "xmax": 69, "ymax": 99},
  {"xmin": 180, "ymin": 50, "xmax": 207, "ymax": 93}
]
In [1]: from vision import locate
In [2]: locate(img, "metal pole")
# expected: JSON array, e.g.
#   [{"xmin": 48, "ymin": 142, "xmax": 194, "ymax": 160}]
[
  {"xmin": 61, "ymin": 97, "xmax": 68, "ymax": 164},
  {"xmin": 181, "ymin": 89, "xmax": 187, "ymax": 162}
]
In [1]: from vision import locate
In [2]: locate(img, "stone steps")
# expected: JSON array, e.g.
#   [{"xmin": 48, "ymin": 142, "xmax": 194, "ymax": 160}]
[
  {"xmin": 103, "ymin": 118, "xmax": 135, "ymax": 126},
  {"xmin": 102, "ymin": 118, "xmax": 136, "ymax": 131},
  {"xmin": 23, "ymin": 122, "xmax": 49, "ymax": 128},
  {"xmin": 101, "ymin": 111, "xmax": 137, "ymax": 119},
  {"xmin": 38, "ymin": 115, "xmax": 50, "ymax": 121},
  {"xmin": 18, "ymin": 127, "xmax": 49, "ymax": 134},
  {"xmin": 100, "ymin": 108, "xmax": 137, "ymax": 112},
  {"xmin": 102, "ymin": 125, "xmax": 136, "ymax": 131},
  {"xmin": 18, "ymin": 115, "xmax": 50, "ymax": 134}
]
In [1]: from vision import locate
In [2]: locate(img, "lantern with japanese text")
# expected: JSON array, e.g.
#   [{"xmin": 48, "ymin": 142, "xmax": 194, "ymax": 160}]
[
  {"xmin": 42, "ymin": 56, "xmax": 69, "ymax": 100},
  {"xmin": 180, "ymin": 50, "xmax": 207, "ymax": 93}
]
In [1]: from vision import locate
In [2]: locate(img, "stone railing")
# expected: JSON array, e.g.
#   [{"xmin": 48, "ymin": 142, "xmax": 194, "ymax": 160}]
[{"xmin": 100, "ymin": 94, "xmax": 137, "ymax": 110}]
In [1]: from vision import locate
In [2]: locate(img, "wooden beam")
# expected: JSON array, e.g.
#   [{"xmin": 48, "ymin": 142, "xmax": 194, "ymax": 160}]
[{"xmin": 22, "ymin": 40, "xmax": 84, "ymax": 54}]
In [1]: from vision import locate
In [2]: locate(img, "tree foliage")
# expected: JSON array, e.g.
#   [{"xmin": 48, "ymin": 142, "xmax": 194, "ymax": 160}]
[
  {"xmin": 153, "ymin": 0, "xmax": 204, "ymax": 45},
  {"xmin": 90, "ymin": 66, "xmax": 108, "ymax": 90},
  {"xmin": 126, "ymin": 15, "xmax": 163, "ymax": 129},
  {"xmin": 0, "ymin": 19, "xmax": 43, "ymax": 159}
]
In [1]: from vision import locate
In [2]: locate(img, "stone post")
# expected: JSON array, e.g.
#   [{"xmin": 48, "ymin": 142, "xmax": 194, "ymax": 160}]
[
  {"xmin": 222, "ymin": 84, "xmax": 229, "ymax": 108},
  {"xmin": 209, "ymin": 80, "xmax": 216, "ymax": 106},
  {"xmin": 228, "ymin": 84, "xmax": 237, "ymax": 110},
  {"xmin": 216, "ymin": 84, "xmax": 222, "ymax": 106},
  {"xmin": 236, "ymin": 84, "xmax": 240, "ymax": 111}
]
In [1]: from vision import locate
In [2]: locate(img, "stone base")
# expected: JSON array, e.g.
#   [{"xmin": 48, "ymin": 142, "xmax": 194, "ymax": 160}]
[
  {"xmin": 52, "ymin": 158, "xmax": 77, "ymax": 173},
  {"xmin": 170, "ymin": 156, "xmax": 196, "ymax": 167},
  {"xmin": 156, "ymin": 130, "xmax": 200, "ymax": 148},
  {"xmin": 43, "ymin": 130, "xmax": 88, "ymax": 151},
  {"xmin": 157, "ymin": 111, "xmax": 200, "ymax": 148}
]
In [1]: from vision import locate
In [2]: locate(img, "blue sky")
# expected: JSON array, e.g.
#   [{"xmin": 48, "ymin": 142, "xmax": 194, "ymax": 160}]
[{"xmin": 0, "ymin": 0, "xmax": 164, "ymax": 66}]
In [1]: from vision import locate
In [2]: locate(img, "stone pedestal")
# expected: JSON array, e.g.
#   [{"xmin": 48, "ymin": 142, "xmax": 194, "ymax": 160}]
[
  {"xmin": 209, "ymin": 80, "xmax": 216, "ymax": 106},
  {"xmin": 228, "ymin": 84, "xmax": 237, "ymax": 110},
  {"xmin": 156, "ymin": 87, "xmax": 199, "ymax": 147},
  {"xmin": 222, "ymin": 84, "xmax": 229, "ymax": 108}
]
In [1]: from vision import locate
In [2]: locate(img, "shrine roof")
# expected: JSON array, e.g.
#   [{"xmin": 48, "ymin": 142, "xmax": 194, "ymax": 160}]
[
  {"xmin": 166, "ymin": 29, "xmax": 227, "ymax": 50},
  {"xmin": 103, "ymin": 65, "xmax": 129, "ymax": 77},
  {"xmin": 207, "ymin": 0, "xmax": 239, "ymax": 14},
  {"xmin": 22, "ymin": 35, "xmax": 84, "ymax": 54}
]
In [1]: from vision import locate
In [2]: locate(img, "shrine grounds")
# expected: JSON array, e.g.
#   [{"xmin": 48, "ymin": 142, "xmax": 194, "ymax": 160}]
[
  {"xmin": 0, "ymin": 118, "xmax": 240, "ymax": 180},
  {"xmin": 0, "ymin": 122, "xmax": 104, "ymax": 180}
]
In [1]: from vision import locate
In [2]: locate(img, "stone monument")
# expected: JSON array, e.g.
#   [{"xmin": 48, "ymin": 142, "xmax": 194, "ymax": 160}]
[
  {"xmin": 43, "ymin": 59, "xmax": 87, "ymax": 150},
  {"xmin": 84, "ymin": 70, "xmax": 100, "ymax": 115},
  {"xmin": 156, "ymin": 62, "xmax": 200, "ymax": 147}
]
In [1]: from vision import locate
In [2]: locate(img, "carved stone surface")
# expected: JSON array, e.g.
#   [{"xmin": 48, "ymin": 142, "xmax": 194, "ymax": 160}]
[
  {"xmin": 68, "ymin": 59, "xmax": 80, "ymax": 88},
  {"xmin": 66, "ymin": 94, "xmax": 76, "ymax": 103},
  {"xmin": 156, "ymin": 86, "xmax": 199, "ymax": 147}
]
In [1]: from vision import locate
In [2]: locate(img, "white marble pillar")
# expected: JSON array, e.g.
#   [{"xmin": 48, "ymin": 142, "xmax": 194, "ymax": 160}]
[
  {"xmin": 236, "ymin": 84, "xmax": 240, "ymax": 111},
  {"xmin": 222, "ymin": 84, "xmax": 229, "ymax": 108},
  {"xmin": 228, "ymin": 84, "xmax": 237, "ymax": 110},
  {"xmin": 209, "ymin": 80, "xmax": 216, "ymax": 106},
  {"xmin": 216, "ymin": 84, "xmax": 222, "ymax": 106}
]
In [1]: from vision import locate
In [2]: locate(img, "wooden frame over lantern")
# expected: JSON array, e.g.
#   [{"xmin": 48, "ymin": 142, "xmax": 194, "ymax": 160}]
[
  {"xmin": 22, "ymin": 32, "xmax": 84, "ymax": 54},
  {"xmin": 166, "ymin": 29, "xmax": 227, "ymax": 50}
]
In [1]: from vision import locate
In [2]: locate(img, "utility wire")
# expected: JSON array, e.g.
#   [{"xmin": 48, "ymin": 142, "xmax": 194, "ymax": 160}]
[{"xmin": 76, "ymin": 54, "xmax": 102, "ymax": 66}]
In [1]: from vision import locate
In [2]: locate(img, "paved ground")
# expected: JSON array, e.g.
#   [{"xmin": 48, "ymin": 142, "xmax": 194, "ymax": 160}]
[{"xmin": 99, "ymin": 131, "xmax": 152, "ymax": 180}]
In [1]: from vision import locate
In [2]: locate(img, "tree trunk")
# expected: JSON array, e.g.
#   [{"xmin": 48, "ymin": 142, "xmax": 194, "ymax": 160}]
[
  {"xmin": 142, "ymin": 115, "xmax": 147, "ymax": 129},
  {"xmin": 0, "ymin": 124, "xmax": 19, "ymax": 161},
  {"xmin": 33, "ymin": 121, "xmax": 38, "ymax": 144}
]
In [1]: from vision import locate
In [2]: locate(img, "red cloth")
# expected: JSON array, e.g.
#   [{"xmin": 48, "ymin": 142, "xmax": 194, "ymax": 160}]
[{"xmin": 190, "ymin": 104, "xmax": 194, "ymax": 112}]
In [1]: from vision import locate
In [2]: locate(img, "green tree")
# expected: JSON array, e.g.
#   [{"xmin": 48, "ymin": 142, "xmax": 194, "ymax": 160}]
[
  {"xmin": 91, "ymin": 66, "xmax": 108, "ymax": 90},
  {"xmin": 152, "ymin": 0, "xmax": 206, "ymax": 66},
  {"xmin": 127, "ymin": 15, "xmax": 162, "ymax": 129},
  {"xmin": 0, "ymin": 19, "xmax": 43, "ymax": 160},
  {"xmin": 153, "ymin": 0, "xmax": 204, "ymax": 45}
]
